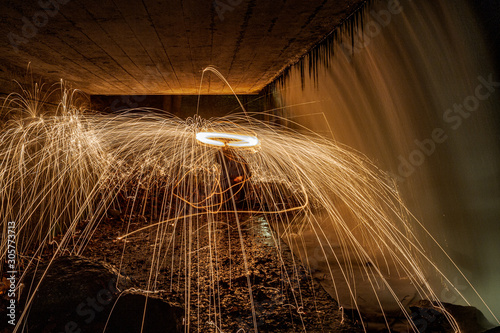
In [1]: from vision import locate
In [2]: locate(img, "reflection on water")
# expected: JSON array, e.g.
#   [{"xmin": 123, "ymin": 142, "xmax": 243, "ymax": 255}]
[{"xmin": 272, "ymin": 0, "xmax": 500, "ymax": 322}]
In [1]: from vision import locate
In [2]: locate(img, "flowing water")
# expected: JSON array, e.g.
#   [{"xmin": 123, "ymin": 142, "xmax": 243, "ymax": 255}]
[{"xmin": 270, "ymin": 0, "xmax": 500, "ymax": 323}]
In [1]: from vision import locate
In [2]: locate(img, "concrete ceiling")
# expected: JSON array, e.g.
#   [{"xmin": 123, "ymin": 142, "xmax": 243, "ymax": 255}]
[{"xmin": 0, "ymin": 0, "xmax": 364, "ymax": 95}]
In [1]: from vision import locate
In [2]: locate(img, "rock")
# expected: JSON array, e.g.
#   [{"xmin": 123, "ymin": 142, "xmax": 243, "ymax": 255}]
[
  {"xmin": 20, "ymin": 256, "xmax": 134, "ymax": 332},
  {"xmin": 410, "ymin": 300, "xmax": 495, "ymax": 333},
  {"xmin": 104, "ymin": 290, "xmax": 184, "ymax": 333},
  {"xmin": 18, "ymin": 256, "xmax": 183, "ymax": 332}
]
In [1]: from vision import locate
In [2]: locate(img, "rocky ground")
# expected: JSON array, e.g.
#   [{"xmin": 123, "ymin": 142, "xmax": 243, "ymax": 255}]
[{"xmin": 79, "ymin": 211, "xmax": 362, "ymax": 332}]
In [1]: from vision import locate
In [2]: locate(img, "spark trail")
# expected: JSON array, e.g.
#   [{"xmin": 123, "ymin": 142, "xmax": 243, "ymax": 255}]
[{"xmin": 1, "ymin": 78, "xmax": 492, "ymax": 332}]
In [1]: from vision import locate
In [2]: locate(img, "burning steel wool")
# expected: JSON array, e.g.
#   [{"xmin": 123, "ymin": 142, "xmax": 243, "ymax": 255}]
[{"xmin": 0, "ymin": 75, "xmax": 497, "ymax": 333}]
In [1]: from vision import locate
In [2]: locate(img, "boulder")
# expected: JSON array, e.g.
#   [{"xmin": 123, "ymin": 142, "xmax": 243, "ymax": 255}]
[
  {"xmin": 410, "ymin": 300, "xmax": 495, "ymax": 333},
  {"xmin": 19, "ymin": 256, "xmax": 184, "ymax": 332},
  {"xmin": 19, "ymin": 256, "xmax": 133, "ymax": 332},
  {"xmin": 104, "ymin": 290, "xmax": 184, "ymax": 333}
]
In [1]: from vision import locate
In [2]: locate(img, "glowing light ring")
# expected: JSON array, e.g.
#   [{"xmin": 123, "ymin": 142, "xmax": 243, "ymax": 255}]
[{"xmin": 196, "ymin": 132, "xmax": 259, "ymax": 147}]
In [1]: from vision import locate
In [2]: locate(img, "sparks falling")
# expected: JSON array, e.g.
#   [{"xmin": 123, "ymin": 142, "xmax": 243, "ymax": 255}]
[{"xmin": 1, "ymin": 78, "xmax": 494, "ymax": 333}]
